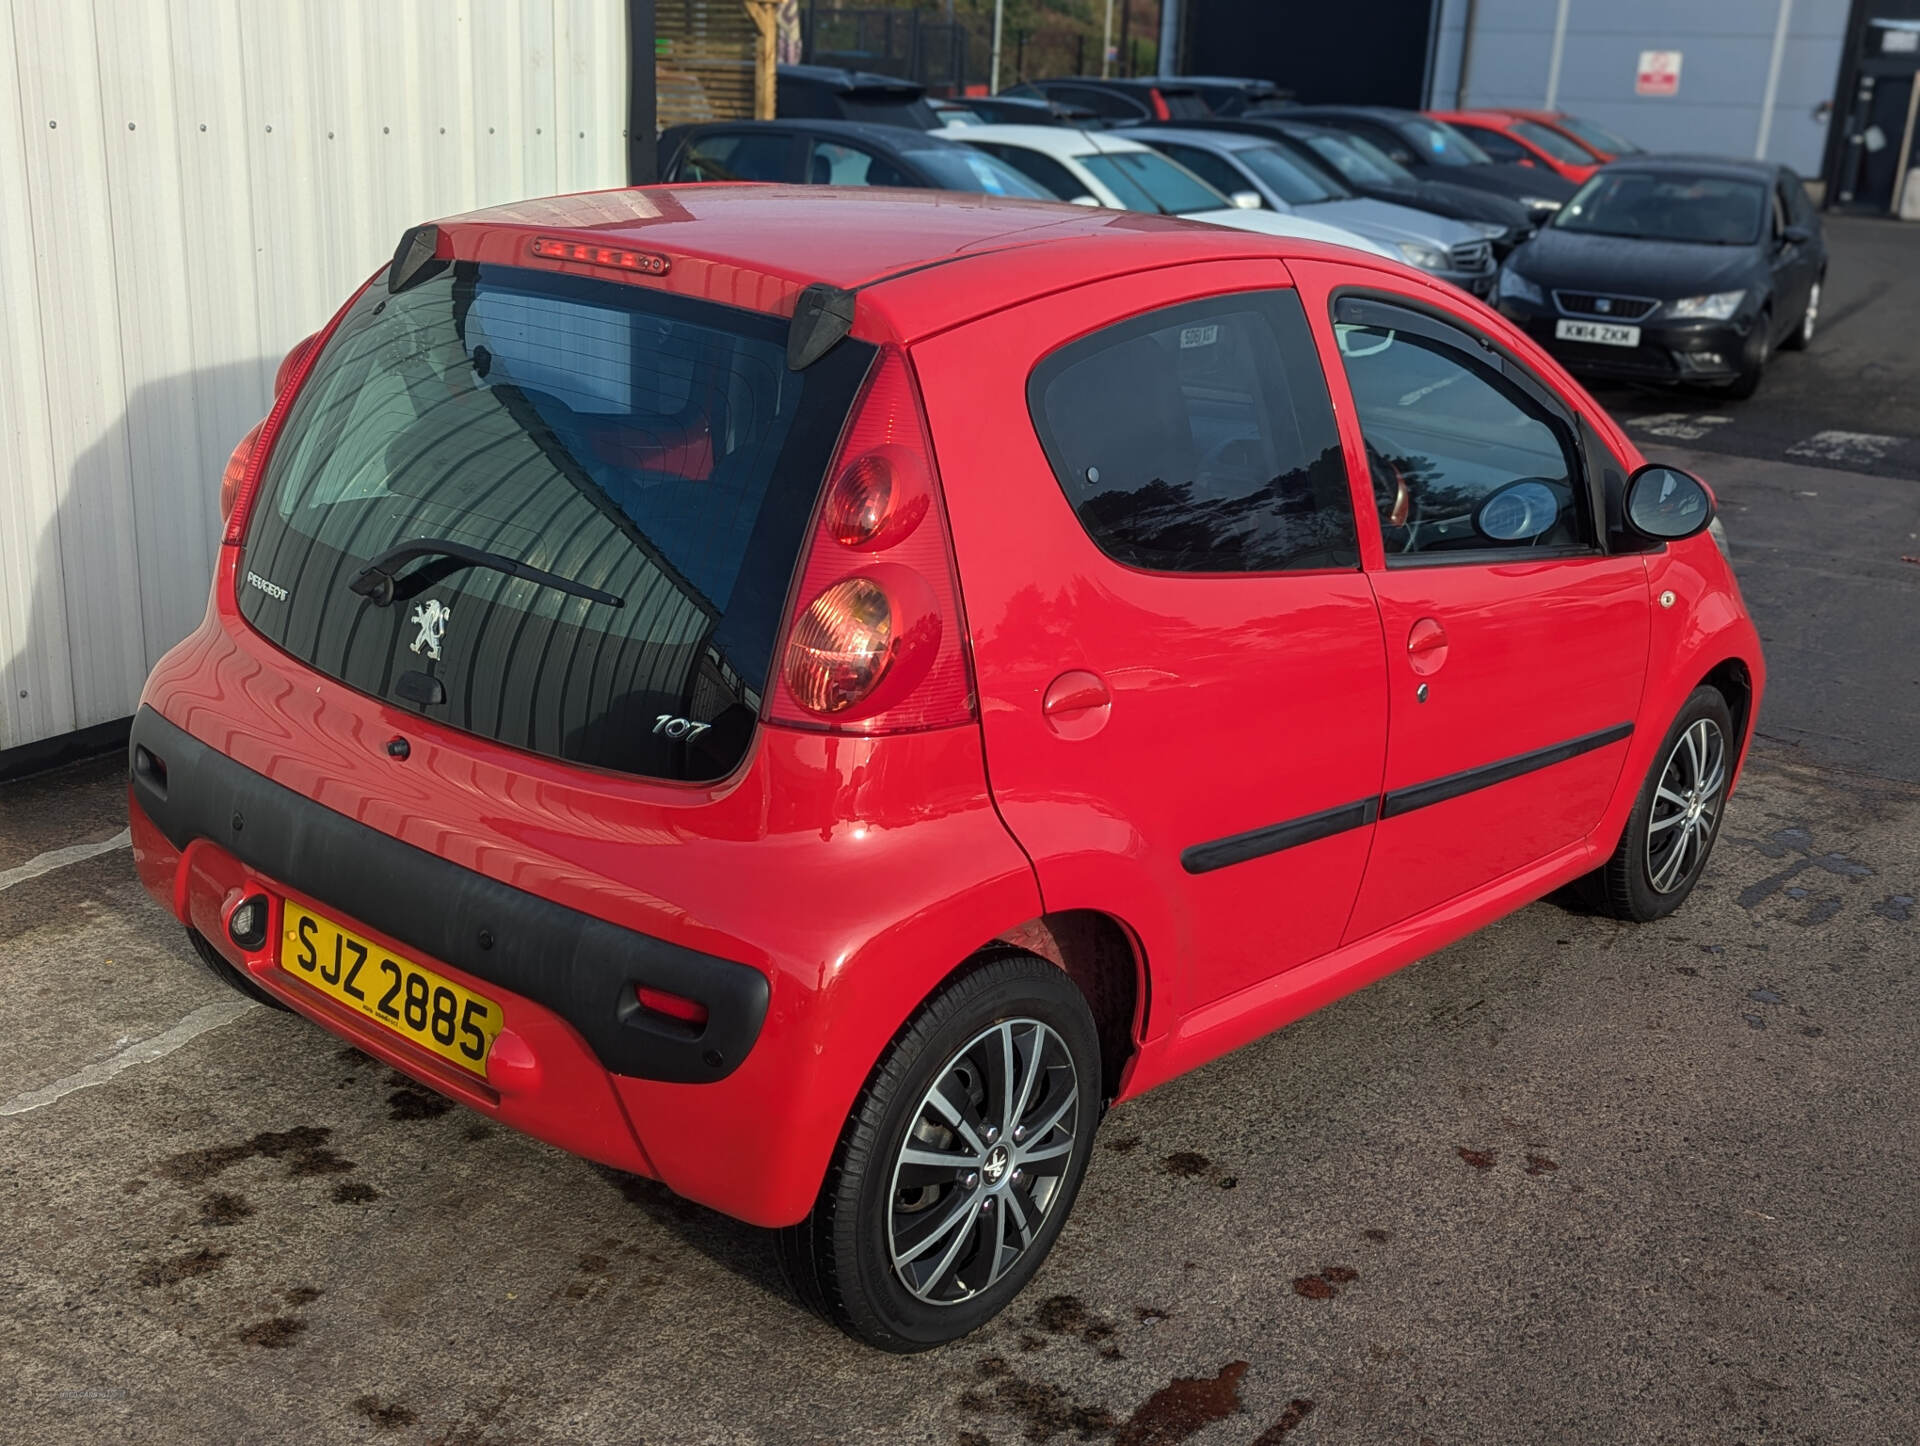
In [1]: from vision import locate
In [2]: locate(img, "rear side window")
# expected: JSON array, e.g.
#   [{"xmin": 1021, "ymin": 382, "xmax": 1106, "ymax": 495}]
[
  {"xmin": 1151, "ymin": 142, "xmax": 1252, "ymax": 200},
  {"xmin": 1456, "ymin": 124, "xmax": 1528, "ymax": 163},
  {"xmin": 808, "ymin": 140, "xmax": 911, "ymax": 187},
  {"xmin": 238, "ymin": 263, "xmax": 874, "ymax": 781},
  {"xmin": 970, "ymin": 142, "xmax": 1091, "ymax": 201},
  {"xmin": 1027, "ymin": 289, "xmax": 1357, "ymax": 573},
  {"xmin": 676, "ymin": 131, "xmax": 793, "ymax": 182}
]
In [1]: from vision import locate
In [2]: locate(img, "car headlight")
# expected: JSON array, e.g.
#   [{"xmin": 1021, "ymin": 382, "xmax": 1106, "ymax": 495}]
[
  {"xmin": 1395, "ymin": 240, "xmax": 1449, "ymax": 270},
  {"xmin": 1496, "ymin": 267, "xmax": 1544, "ymax": 305},
  {"xmin": 1521, "ymin": 196, "xmax": 1562, "ymax": 214},
  {"xmin": 1469, "ymin": 219, "xmax": 1511, "ymax": 239},
  {"xmin": 1665, "ymin": 290, "xmax": 1746, "ymax": 321}
]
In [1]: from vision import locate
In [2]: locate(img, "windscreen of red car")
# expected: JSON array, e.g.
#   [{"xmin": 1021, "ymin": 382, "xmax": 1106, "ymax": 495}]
[{"xmin": 236, "ymin": 262, "xmax": 876, "ymax": 781}]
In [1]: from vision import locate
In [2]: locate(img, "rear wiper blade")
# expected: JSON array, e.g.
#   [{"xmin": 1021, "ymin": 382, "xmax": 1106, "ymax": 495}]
[{"xmin": 348, "ymin": 538, "xmax": 623, "ymax": 609}]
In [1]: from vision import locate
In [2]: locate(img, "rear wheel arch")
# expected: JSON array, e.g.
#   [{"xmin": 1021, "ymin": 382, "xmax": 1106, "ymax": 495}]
[{"xmin": 990, "ymin": 911, "xmax": 1147, "ymax": 1101}]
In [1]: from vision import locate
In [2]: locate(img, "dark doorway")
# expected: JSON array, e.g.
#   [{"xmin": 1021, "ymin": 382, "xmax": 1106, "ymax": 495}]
[
  {"xmin": 1181, "ymin": 0, "xmax": 1435, "ymax": 106},
  {"xmin": 1825, "ymin": 6, "xmax": 1920, "ymax": 211},
  {"xmin": 1837, "ymin": 70, "xmax": 1916, "ymax": 208}
]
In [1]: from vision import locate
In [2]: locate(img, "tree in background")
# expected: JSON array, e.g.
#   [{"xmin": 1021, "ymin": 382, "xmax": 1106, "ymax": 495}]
[{"xmin": 804, "ymin": 0, "xmax": 1159, "ymax": 87}]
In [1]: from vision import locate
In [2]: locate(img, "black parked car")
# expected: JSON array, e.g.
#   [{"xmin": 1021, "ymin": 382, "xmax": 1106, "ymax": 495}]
[
  {"xmin": 1001, "ymin": 77, "xmax": 1211, "ymax": 123},
  {"xmin": 1171, "ymin": 75, "xmax": 1290, "ymax": 115},
  {"xmin": 657, "ymin": 118, "xmax": 1055, "ymax": 200},
  {"xmin": 1174, "ymin": 117, "xmax": 1534, "ymax": 256},
  {"xmin": 776, "ymin": 65, "xmax": 939, "ymax": 129},
  {"xmin": 1492, "ymin": 157, "xmax": 1827, "ymax": 400},
  {"xmin": 1282, "ymin": 106, "xmax": 1576, "ymax": 223}
]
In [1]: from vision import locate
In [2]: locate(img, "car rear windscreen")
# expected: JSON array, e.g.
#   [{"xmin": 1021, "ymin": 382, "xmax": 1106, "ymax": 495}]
[{"xmin": 237, "ymin": 262, "xmax": 874, "ymax": 782}]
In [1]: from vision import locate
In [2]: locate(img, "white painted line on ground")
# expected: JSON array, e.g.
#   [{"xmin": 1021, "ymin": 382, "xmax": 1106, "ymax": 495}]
[
  {"xmin": 1785, "ymin": 430, "xmax": 1902, "ymax": 465},
  {"xmin": 0, "ymin": 999, "xmax": 258, "ymax": 1117},
  {"xmin": 0, "ymin": 828, "xmax": 132, "ymax": 893},
  {"xmin": 1626, "ymin": 413, "xmax": 1735, "ymax": 442}
]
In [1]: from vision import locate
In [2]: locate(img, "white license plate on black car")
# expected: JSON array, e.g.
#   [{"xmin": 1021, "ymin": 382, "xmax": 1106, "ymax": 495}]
[{"xmin": 1556, "ymin": 319, "xmax": 1640, "ymax": 348}]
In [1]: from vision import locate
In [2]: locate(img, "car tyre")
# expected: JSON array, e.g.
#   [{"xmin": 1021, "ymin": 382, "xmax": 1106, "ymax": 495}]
[
  {"xmin": 1581, "ymin": 686, "xmax": 1736, "ymax": 922},
  {"xmin": 1722, "ymin": 308, "xmax": 1771, "ymax": 399},
  {"xmin": 186, "ymin": 927, "xmax": 291, "ymax": 1011},
  {"xmin": 776, "ymin": 950, "xmax": 1102, "ymax": 1352},
  {"xmin": 1779, "ymin": 277, "xmax": 1820, "ymax": 351}
]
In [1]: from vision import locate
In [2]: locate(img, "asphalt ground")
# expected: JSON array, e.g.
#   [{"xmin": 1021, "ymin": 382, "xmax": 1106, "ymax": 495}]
[{"xmin": 2, "ymin": 218, "xmax": 1917, "ymax": 1446}]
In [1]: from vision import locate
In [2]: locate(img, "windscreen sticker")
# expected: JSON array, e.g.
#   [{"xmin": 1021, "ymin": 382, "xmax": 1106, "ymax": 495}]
[{"xmin": 1179, "ymin": 324, "xmax": 1219, "ymax": 350}]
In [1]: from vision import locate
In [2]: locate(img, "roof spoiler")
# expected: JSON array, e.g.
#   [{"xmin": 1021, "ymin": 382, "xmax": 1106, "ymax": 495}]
[
  {"xmin": 389, "ymin": 223, "xmax": 448, "ymax": 294},
  {"xmin": 787, "ymin": 283, "xmax": 856, "ymax": 371}
]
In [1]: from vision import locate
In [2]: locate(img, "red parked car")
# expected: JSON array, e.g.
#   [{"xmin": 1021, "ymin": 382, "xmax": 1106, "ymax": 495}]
[
  {"xmin": 130, "ymin": 185, "xmax": 1761, "ymax": 1350},
  {"xmin": 1428, "ymin": 109, "xmax": 1600, "ymax": 185},
  {"xmin": 1497, "ymin": 108, "xmax": 1644, "ymax": 164}
]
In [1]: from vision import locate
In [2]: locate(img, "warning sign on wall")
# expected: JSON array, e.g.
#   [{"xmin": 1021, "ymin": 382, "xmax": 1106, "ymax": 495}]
[{"xmin": 1636, "ymin": 50, "xmax": 1682, "ymax": 96}]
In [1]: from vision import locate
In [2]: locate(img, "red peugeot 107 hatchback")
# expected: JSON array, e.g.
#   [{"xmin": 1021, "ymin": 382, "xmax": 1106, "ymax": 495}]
[{"xmin": 130, "ymin": 185, "xmax": 1761, "ymax": 1350}]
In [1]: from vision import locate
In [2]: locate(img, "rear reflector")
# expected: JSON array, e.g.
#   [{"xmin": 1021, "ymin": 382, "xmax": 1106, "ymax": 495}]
[
  {"xmin": 530, "ymin": 236, "xmax": 670, "ymax": 276},
  {"xmin": 636, "ymin": 987, "xmax": 708, "ymax": 1029}
]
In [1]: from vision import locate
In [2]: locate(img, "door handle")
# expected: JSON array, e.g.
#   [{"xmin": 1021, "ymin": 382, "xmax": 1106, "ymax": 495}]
[
  {"xmin": 1042, "ymin": 670, "xmax": 1112, "ymax": 740},
  {"xmin": 1407, "ymin": 617, "xmax": 1449, "ymax": 676}
]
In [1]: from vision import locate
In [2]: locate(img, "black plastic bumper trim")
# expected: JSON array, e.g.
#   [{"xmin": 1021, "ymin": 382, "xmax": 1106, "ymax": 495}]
[
  {"xmin": 1181, "ymin": 797, "xmax": 1379, "ymax": 876},
  {"xmin": 1381, "ymin": 721, "xmax": 1635, "ymax": 820},
  {"xmin": 128, "ymin": 706, "xmax": 767, "ymax": 1084}
]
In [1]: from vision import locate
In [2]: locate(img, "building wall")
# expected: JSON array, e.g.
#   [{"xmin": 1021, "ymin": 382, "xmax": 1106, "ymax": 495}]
[
  {"xmin": 1428, "ymin": 0, "xmax": 1851, "ymax": 178},
  {"xmin": 0, "ymin": 0, "xmax": 629, "ymax": 754}
]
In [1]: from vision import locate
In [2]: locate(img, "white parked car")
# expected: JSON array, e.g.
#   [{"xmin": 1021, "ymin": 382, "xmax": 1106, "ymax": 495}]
[{"xmin": 935, "ymin": 123, "xmax": 1396, "ymax": 259}]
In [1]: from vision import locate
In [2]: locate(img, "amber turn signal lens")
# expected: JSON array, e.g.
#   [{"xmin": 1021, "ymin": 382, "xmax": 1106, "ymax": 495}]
[
  {"xmin": 784, "ymin": 578, "xmax": 895, "ymax": 714},
  {"xmin": 219, "ymin": 420, "xmax": 266, "ymax": 525},
  {"xmin": 826, "ymin": 454, "xmax": 894, "ymax": 546}
]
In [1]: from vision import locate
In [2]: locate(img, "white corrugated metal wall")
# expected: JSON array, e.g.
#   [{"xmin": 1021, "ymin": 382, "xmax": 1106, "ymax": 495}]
[{"xmin": 0, "ymin": 0, "xmax": 629, "ymax": 754}]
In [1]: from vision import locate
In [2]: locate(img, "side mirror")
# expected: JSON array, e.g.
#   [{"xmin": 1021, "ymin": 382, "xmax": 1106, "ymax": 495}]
[
  {"xmin": 1475, "ymin": 478, "xmax": 1562, "ymax": 542},
  {"xmin": 1229, "ymin": 190, "xmax": 1264, "ymax": 210},
  {"xmin": 1782, "ymin": 223, "xmax": 1813, "ymax": 245},
  {"xmin": 275, "ymin": 332, "xmax": 319, "ymax": 395},
  {"xmin": 1624, "ymin": 464, "xmax": 1715, "ymax": 541}
]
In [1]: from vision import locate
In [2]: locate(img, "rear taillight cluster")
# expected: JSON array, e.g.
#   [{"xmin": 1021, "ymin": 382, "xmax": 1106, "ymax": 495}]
[{"xmin": 769, "ymin": 347, "xmax": 975, "ymax": 734}]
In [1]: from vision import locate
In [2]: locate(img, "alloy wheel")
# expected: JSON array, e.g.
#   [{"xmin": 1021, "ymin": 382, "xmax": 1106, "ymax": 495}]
[
  {"xmin": 1646, "ymin": 717, "xmax": 1728, "ymax": 894},
  {"xmin": 887, "ymin": 1018, "xmax": 1080, "ymax": 1305}
]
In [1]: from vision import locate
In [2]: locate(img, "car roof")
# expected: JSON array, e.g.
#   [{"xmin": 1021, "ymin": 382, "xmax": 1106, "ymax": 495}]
[
  {"xmin": 1601, "ymin": 154, "xmax": 1785, "ymax": 181},
  {"xmin": 1286, "ymin": 105, "xmax": 1412, "ymax": 122},
  {"xmin": 437, "ymin": 184, "xmax": 1409, "ymax": 343},
  {"xmin": 937, "ymin": 123, "xmax": 1145, "ymax": 155},
  {"xmin": 1137, "ymin": 126, "xmax": 1276, "ymax": 153},
  {"xmin": 1429, "ymin": 110, "xmax": 1523, "ymax": 127},
  {"xmin": 678, "ymin": 118, "xmax": 954, "ymax": 152},
  {"xmin": 1180, "ymin": 75, "xmax": 1281, "ymax": 90},
  {"xmin": 778, "ymin": 63, "xmax": 923, "ymax": 95}
]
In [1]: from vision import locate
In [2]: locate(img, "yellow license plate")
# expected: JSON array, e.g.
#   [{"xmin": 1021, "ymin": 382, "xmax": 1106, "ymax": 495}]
[{"xmin": 280, "ymin": 903, "xmax": 501, "ymax": 1077}]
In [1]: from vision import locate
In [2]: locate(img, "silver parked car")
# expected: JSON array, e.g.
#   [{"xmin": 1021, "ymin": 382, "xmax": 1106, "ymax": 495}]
[{"xmin": 1136, "ymin": 126, "xmax": 1500, "ymax": 296}]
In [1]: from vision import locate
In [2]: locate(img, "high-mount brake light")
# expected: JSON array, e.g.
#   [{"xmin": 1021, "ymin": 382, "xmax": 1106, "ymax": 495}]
[
  {"xmin": 769, "ymin": 347, "xmax": 975, "ymax": 733},
  {"xmin": 530, "ymin": 236, "xmax": 671, "ymax": 275}
]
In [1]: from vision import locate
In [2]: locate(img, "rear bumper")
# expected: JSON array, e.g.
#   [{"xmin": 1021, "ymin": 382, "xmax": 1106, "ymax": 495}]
[{"xmin": 130, "ymin": 706, "xmax": 768, "ymax": 1087}]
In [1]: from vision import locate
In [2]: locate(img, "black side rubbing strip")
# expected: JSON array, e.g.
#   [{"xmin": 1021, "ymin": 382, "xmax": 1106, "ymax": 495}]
[
  {"xmin": 1381, "ymin": 722, "xmax": 1635, "ymax": 820},
  {"xmin": 1182, "ymin": 798, "xmax": 1380, "ymax": 876},
  {"xmin": 127, "ymin": 706, "xmax": 767, "ymax": 1084}
]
